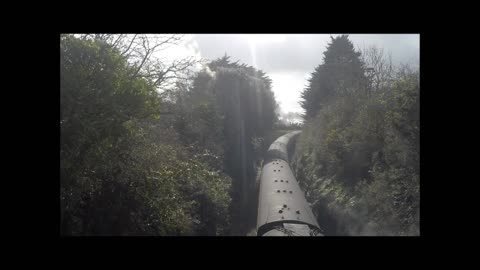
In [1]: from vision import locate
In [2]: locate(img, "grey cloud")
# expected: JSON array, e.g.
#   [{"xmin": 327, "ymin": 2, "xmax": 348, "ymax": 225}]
[
  {"xmin": 192, "ymin": 34, "xmax": 419, "ymax": 74},
  {"xmin": 193, "ymin": 34, "xmax": 331, "ymax": 74},
  {"xmin": 251, "ymin": 35, "xmax": 330, "ymax": 73},
  {"xmin": 348, "ymin": 34, "xmax": 419, "ymax": 65},
  {"xmin": 192, "ymin": 34, "xmax": 253, "ymax": 63}
]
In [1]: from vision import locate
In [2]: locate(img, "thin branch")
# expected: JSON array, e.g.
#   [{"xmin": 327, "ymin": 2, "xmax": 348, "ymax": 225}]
[
  {"xmin": 111, "ymin": 34, "xmax": 124, "ymax": 48},
  {"xmin": 121, "ymin": 34, "xmax": 138, "ymax": 56}
]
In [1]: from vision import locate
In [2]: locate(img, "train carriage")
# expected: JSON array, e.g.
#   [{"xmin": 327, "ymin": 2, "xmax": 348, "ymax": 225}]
[{"xmin": 256, "ymin": 131, "xmax": 323, "ymax": 236}]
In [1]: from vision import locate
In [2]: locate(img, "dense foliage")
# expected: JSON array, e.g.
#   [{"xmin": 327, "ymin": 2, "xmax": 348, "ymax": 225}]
[
  {"xmin": 171, "ymin": 56, "xmax": 278, "ymax": 234},
  {"xmin": 293, "ymin": 35, "xmax": 419, "ymax": 235},
  {"xmin": 61, "ymin": 33, "xmax": 418, "ymax": 236},
  {"xmin": 60, "ymin": 35, "xmax": 278, "ymax": 235}
]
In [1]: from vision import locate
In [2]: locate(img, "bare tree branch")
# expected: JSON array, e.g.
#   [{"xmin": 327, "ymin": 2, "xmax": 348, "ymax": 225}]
[
  {"xmin": 121, "ymin": 34, "xmax": 138, "ymax": 56},
  {"xmin": 111, "ymin": 34, "xmax": 124, "ymax": 48},
  {"xmin": 360, "ymin": 45, "xmax": 394, "ymax": 92},
  {"xmin": 88, "ymin": 34, "xmax": 200, "ymax": 93}
]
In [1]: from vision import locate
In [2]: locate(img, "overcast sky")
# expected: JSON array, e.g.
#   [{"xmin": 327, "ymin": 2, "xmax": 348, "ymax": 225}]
[{"xmin": 169, "ymin": 34, "xmax": 419, "ymax": 114}]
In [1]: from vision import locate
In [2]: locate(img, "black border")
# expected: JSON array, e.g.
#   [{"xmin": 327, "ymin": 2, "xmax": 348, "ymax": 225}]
[{"xmin": 29, "ymin": 19, "xmax": 434, "ymax": 256}]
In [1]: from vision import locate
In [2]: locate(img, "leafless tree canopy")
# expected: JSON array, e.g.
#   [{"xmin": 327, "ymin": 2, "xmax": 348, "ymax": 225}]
[
  {"xmin": 360, "ymin": 45, "xmax": 394, "ymax": 92},
  {"xmin": 78, "ymin": 34, "xmax": 201, "ymax": 94}
]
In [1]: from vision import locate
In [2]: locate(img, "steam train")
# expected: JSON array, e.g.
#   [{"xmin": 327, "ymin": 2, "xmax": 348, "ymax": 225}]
[{"xmin": 256, "ymin": 131, "xmax": 323, "ymax": 236}]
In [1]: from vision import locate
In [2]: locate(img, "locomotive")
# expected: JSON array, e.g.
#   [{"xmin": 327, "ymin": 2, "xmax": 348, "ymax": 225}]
[{"xmin": 256, "ymin": 131, "xmax": 323, "ymax": 236}]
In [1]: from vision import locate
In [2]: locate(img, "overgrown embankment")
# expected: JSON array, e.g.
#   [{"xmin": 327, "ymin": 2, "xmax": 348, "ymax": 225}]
[{"xmin": 291, "ymin": 35, "xmax": 419, "ymax": 236}]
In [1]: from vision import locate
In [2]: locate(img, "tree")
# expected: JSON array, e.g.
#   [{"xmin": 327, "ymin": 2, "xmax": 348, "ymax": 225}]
[
  {"xmin": 293, "ymin": 59, "xmax": 419, "ymax": 235},
  {"xmin": 300, "ymin": 35, "xmax": 369, "ymax": 119},
  {"xmin": 77, "ymin": 34, "xmax": 201, "ymax": 94},
  {"xmin": 360, "ymin": 45, "xmax": 394, "ymax": 92},
  {"xmin": 61, "ymin": 35, "xmax": 232, "ymax": 236},
  {"xmin": 61, "ymin": 34, "xmax": 163, "ymax": 234},
  {"xmin": 174, "ymin": 55, "xmax": 278, "ymax": 234},
  {"xmin": 61, "ymin": 34, "xmax": 161, "ymax": 175}
]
